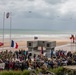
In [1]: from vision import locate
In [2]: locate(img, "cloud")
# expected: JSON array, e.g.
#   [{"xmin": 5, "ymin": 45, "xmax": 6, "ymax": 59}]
[
  {"xmin": 0, "ymin": 0, "xmax": 76, "ymax": 30},
  {"xmin": 0, "ymin": 0, "xmax": 76, "ymax": 20},
  {"xmin": 0, "ymin": 0, "xmax": 76, "ymax": 15},
  {"xmin": 58, "ymin": 0, "xmax": 76, "ymax": 14},
  {"xmin": 0, "ymin": 0, "xmax": 58, "ymax": 17},
  {"xmin": 44, "ymin": 0, "xmax": 63, "ymax": 4}
]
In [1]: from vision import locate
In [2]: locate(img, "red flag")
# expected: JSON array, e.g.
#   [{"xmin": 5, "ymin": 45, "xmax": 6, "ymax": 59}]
[
  {"xmin": 70, "ymin": 36, "xmax": 72, "ymax": 39},
  {"xmin": 6, "ymin": 12, "xmax": 10, "ymax": 18},
  {"xmin": 0, "ymin": 42, "xmax": 4, "ymax": 46},
  {"xmin": 70, "ymin": 35, "xmax": 74, "ymax": 39}
]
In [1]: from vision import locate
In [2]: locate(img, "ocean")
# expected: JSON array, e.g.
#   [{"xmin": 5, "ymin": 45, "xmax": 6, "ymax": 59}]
[{"xmin": 0, "ymin": 29, "xmax": 76, "ymax": 39}]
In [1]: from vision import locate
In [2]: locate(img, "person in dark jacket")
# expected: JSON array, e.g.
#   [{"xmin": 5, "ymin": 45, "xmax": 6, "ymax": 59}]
[
  {"xmin": 21, "ymin": 61, "xmax": 29, "ymax": 71},
  {"xmin": 5, "ymin": 60, "xmax": 9, "ymax": 70}
]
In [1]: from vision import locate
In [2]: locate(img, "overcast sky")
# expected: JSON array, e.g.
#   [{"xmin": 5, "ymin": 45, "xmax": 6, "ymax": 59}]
[{"xmin": 0, "ymin": 0, "xmax": 76, "ymax": 31}]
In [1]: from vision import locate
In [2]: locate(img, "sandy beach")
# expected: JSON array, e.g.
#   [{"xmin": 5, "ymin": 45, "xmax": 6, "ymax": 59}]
[{"xmin": 0, "ymin": 37, "xmax": 72, "ymax": 52}]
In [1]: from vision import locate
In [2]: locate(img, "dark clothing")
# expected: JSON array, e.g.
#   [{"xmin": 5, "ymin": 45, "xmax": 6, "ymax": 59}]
[
  {"xmin": 5, "ymin": 61, "xmax": 9, "ymax": 70},
  {"xmin": 48, "ymin": 61, "xmax": 54, "ymax": 69},
  {"xmin": 21, "ymin": 62, "xmax": 29, "ymax": 71}
]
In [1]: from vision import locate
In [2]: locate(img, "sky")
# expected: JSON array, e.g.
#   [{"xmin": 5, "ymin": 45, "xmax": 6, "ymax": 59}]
[{"xmin": 0, "ymin": 0, "xmax": 76, "ymax": 31}]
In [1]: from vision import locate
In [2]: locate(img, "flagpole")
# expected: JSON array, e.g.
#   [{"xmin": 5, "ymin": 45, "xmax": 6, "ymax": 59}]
[
  {"xmin": 3, "ymin": 12, "xmax": 5, "ymax": 51},
  {"xmin": 75, "ymin": 35, "xmax": 76, "ymax": 52},
  {"xmin": 71, "ymin": 40, "xmax": 72, "ymax": 51},
  {"xmin": 10, "ymin": 12, "xmax": 12, "ymax": 51}
]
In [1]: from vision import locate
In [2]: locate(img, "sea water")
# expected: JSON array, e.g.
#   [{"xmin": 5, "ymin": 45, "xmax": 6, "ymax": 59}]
[{"xmin": 0, "ymin": 29, "xmax": 75, "ymax": 39}]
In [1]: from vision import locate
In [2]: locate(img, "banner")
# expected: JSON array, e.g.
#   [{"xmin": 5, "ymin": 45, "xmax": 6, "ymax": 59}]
[{"xmin": 0, "ymin": 63, "xmax": 5, "ymax": 69}]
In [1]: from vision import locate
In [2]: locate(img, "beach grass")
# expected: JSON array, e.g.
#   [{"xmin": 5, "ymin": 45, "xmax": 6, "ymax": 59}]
[{"xmin": 0, "ymin": 67, "xmax": 64, "ymax": 75}]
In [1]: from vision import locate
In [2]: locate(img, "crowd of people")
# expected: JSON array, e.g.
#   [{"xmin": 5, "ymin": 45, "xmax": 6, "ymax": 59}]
[{"xmin": 0, "ymin": 49, "xmax": 76, "ymax": 71}]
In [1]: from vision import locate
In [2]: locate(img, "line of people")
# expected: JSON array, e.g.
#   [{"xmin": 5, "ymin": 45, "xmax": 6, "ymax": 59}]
[{"xmin": 0, "ymin": 49, "xmax": 76, "ymax": 71}]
